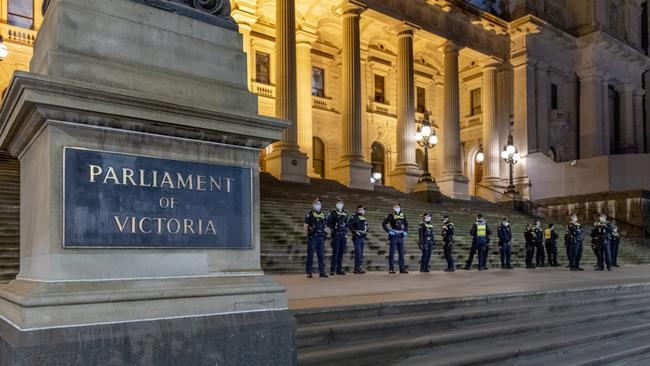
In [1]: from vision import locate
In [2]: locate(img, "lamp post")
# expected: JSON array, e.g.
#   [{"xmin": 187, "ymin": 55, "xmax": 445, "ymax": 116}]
[
  {"xmin": 414, "ymin": 112, "xmax": 439, "ymax": 183},
  {"xmin": 501, "ymin": 132, "xmax": 520, "ymax": 195}
]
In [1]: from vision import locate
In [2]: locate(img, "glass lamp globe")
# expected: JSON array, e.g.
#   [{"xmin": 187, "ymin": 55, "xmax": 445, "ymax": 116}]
[
  {"xmin": 476, "ymin": 151, "xmax": 485, "ymax": 163},
  {"xmin": 506, "ymin": 144, "xmax": 516, "ymax": 155},
  {"xmin": 429, "ymin": 134, "xmax": 438, "ymax": 146},
  {"xmin": 501, "ymin": 150, "xmax": 509, "ymax": 159},
  {"xmin": 415, "ymin": 132, "xmax": 423, "ymax": 142},
  {"xmin": 0, "ymin": 44, "xmax": 8, "ymax": 59},
  {"xmin": 420, "ymin": 124, "xmax": 432, "ymax": 138},
  {"xmin": 372, "ymin": 172, "xmax": 382, "ymax": 181},
  {"xmin": 512, "ymin": 153, "xmax": 521, "ymax": 162},
  {"xmin": 370, "ymin": 177, "xmax": 376, "ymax": 184}
]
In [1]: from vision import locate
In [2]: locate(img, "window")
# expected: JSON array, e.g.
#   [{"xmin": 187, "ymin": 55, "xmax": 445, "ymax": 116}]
[
  {"xmin": 255, "ymin": 51, "xmax": 270, "ymax": 85},
  {"xmin": 8, "ymin": 0, "xmax": 33, "ymax": 29},
  {"xmin": 416, "ymin": 149, "xmax": 425, "ymax": 171},
  {"xmin": 416, "ymin": 87, "xmax": 426, "ymax": 114},
  {"xmin": 470, "ymin": 88, "xmax": 482, "ymax": 116},
  {"xmin": 374, "ymin": 74, "xmax": 386, "ymax": 103},
  {"xmin": 551, "ymin": 84, "xmax": 558, "ymax": 110},
  {"xmin": 313, "ymin": 137, "xmax": 325, "ymax": 178},
  {"xmin": 312, "ymin": 67, "xmax": 325, "ymax": 97},
  {"xmin": 371, "ymin": 142, "xmax": 385, "ymax": 184}
]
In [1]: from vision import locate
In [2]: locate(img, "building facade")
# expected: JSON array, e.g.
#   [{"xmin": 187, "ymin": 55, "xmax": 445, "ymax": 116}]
[{"xmin": 1, "ymin": 0, "xmax": 649, "ymax": 203}]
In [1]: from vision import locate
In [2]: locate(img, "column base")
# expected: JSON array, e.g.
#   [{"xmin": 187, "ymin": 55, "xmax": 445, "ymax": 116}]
[
  {"xmin": 265, "ymin": 144, "xmax": 310, "ymax": 183},
  {"xmin": 388, "ymin": 165, "xmax": 421, "ymax": 193},
  {"xmin": 476, "ymin": 177, "xmax": 506, "ymax": 203},
  {"xmin": 437, "ymin": 173, "xmax": 470, "ymax": 200},
  {"xmin": 412, "ymin": 180, "xmax": 442, "ymax": 203},
  {"xmin": 332, "ymin": 159, "xmax": 373, "ymax": 191}
]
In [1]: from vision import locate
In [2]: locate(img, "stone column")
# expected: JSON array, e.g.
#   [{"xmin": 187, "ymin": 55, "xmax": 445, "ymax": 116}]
[
  {"xmin": 231, "ymin": 3, "xmax": 258, "ymax": 91},
  {"xmin": 296, "ymin": 28, "xmax": 318, "ymax": 177},
  {"xmin": 389, "ymin": 24, "xmax": 421, "ymax": 193},
  {"xmin": 437, "ymin": 41, "xmax": 469, "ymax": 200},
  {"xmin": 511, "ymin": 56, "xmax": 535, "ymax": 198},
  {"xmin": 479, "ymin": 58, "xmax": 501, "ymax": 197},
  {"xmin": 433, "ymin": 76, "xmax": 445, "ymax": 177},
  {"xmin": 332, "ymin": 1, "xmax": 372, "ymax": 190},
  {"xmin": 619, "ymin": 83, "xmax": 636, "ymax": 153},
  {"xmin": 634, "ymin": 88, "xmax": 645, "ymax": 152},
  {"xmin": 577, "ymin": 68, "xmax": 604, "ymax": 158},
  {"xmin": 600, "ymin": 75, "xmax": 611, "ymax": 155},
  {"xmin": 265, "ymin": 0, "xmax": 309, "ymax": 183},
  {"xmin": 535, "ymin": 61, "xmax": 549, "ymax": 153}
]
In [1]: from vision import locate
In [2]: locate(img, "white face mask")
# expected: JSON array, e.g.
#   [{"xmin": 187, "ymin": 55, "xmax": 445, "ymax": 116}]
[
  {"xmin": 535, "ymin": 222, "xmax": 540, "ymax": 228},
  {"xmin": 571, "ymin": 216, "xmax": 578, "ymax": 224},
  {"xmin": 394, "ymin": 207, "xmax": 401, "ymax": 213},
  {"xmin": 424, "ymin": 216, "xmax": 431, "ymax": 222},
  {"xmin": 358, "ymin": 210, "xmax": 365, "ymax": 216},
  {"xmin": 336, "ymin": 203, "xmax": 344, "ymax": 211},
  {"xmin": 313, "ymin": 204, "xmax": 321, "ymax": 211},
  {"xmin": 599, "ymin": 216, "xmax": 606, "ymax": 223},
  {"xmin": 503, "ymin": 222, "xmax": 509, "ymax": 227}
]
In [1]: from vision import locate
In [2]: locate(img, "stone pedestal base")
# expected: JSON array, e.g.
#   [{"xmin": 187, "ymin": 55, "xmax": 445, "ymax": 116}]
[
  {"xmin": 0, "ymin": 309, "xmax": 296, "ymax": 366},
  {"xmin": 437, "ymin": 173, "xmax": 470, "ymax": 200},
  {"xmin": 389, "ymin": 165, "xmax": 421, "ymax": 193},
  {"xmin": 476, "ymin": 177, "xmax": 505, "ymax": 202},
  {"xmin": 412, "ymin": 180, "xmax": 442, "ymax": 203},
  {"xmin": 265, "ymin": 144, "xmax": 310, "ymax": 183},
  {"xmin": 333, "ymin": 159, "xmax": 373, "ymax": 191}
]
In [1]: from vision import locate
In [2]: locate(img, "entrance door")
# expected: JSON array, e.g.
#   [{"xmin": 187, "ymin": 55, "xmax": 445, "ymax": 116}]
[
  {"xmin": 313, "ymin": 137, "xmax": 325, "ymax": 178},
  {"xmin": 371, "ymin": 142, "xmax": 385, "ymax": 184}
]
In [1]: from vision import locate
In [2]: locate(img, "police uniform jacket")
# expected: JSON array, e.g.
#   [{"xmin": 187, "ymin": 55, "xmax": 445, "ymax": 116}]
[
  {"xmin": 566, "ymin": 223, "xmax": 583, "ymax": 246},
  {"xmin": 327, "ymin": 210, "xmax": 349, "ymax": 236},
  {"xmin": 349, "ymin": 213, "xmax": 369, "ymax": 238},
  {"xmin": 418, "ymin": 222, "xmax": 435, "ymax": 246},
  {"xmin": 533, "ymin": 227, "xmax": 543, "ymax": 245},
  {"xmin": 590, "ymin": 223, "xmax": 611, "ymax": 246},
  {"xmin": 304, "ymin": 210, "xmax": 327, "ymax": 237},
  {"xmin": 382, "ymin": 212, "xmax": 408, "ymax": 233},
  {"xmin": 497, "ymin": 225, "xmax": 512, "ymax": 244},
  {"xmin": 544, "ymin": 228, "xmax": 559, "ymax": 244},
  {"xmin": 441, "ymin": 223, "xmax": 455, "ymax": 244},
  {"xmin": 524, "ymin": 227, "xmax": 535, "ymax": 247},
  {"xmin": 470, "ymin": 221, "xmax": 492, "ymax": 240}
]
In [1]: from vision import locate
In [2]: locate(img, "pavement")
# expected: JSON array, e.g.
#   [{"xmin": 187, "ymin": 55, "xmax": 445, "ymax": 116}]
[{"xmin": 272, "ymin": 265, "xmax": 650, "ymax": 309}]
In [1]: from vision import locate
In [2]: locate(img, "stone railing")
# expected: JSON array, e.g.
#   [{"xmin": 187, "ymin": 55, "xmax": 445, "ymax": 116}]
[
  {"xmin": 0, "ymin": 23, "xmax": 37, "ymax": 45},
  {"xmin": 368, "ymin": 101, "xmax": 396, "ymax": 116},
  {"xmin": 461, "ymin": 115, "xmax": 482, "ymax": 129},
  {"xmin": 251, "ymin": 81, "xmax": 275, "ymax": 99},
  {"xmin": 312, "ymin": 96, "xmax": 334, "ymax": 111}
]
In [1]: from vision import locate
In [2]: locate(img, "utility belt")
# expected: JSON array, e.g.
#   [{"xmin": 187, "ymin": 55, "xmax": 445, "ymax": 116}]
[{"xmin": 309, "ymin": 229, "xmax": 325, "ymax": 238}]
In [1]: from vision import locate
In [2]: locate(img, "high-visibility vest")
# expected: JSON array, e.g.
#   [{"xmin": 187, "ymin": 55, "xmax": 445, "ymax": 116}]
[
  {"xmin": 544, "ymin": 228, "xmax": 552, "ymax": 240},
  {"xmin": 477, "ymin": 224, "xmax": 486, "ymax": 237}
]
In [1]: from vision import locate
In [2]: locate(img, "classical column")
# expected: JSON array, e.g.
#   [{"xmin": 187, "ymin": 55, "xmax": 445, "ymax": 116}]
[
  {"xmin": 296, "ymin": 28, "xmax": 318, "ymax": 177},
  {"xmin": 332, "ymin": 1, "xmax": 372, "ymax": 190},
  {"xmin": 634, "ymin": 88, "xmax": 645, "ymax": 153},
  {"xmin": 231, "ymin": 3, "xmax": 258, "ymax": 91},
  {"xmin": 437, "ymin": 41, "xmax": 469, "ymax": 200},
  {"xmin": 389, "ymin": 24, "xmax": 421, "ymax": 193},
  {"xmin": 577, "ymin": 68, "xmax": 604, "ymax": 158},
  {"xmin": 479, "ymin": 58, "xmax": 501, "ymax": 192},
  {"xmin": 535, "ymin": 61, "xmax": 549, "ymax": 153},
  {"xmin": 600, "ymin": 75, "xmax": 611, "ymax": 155},
  {"xmin": 619, "ymin": 83, "xmax": 636, "ymax": 153},
  {"xmin": 265, "ymin": 0, "xmax": 309, "ymax": 183},
  {"xmin": 433, "ymin": 76, "xmax": 445, "ymax": 177},
  {"xmin": 511, "ymin": 56, "xmax": 535, "ymax": 198}
]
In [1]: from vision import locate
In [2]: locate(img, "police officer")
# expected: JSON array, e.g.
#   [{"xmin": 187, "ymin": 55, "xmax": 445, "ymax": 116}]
[
  {"xmin": 464, "ymin": 214, "xmax": 480, "ymax": 270},
  {"xmin": 470, "ymin": 214, "xmax": 492, "ymax": 271},
  {"xmin": 524, "ymin": 223, "xmax": 536, "ymax": 269},
  {"xmin": 327, "ymin": 198, "xmax": 349, "ymax": 275},
  {"xmin": 382, "ymin": 203, "xmax": 409, "ymax": 274},
  {"xmin": 497, "ymin": 217, "xmax": 513, "ymax": 269},
  {"xmin": 349, "ymin": 205, "xmax": 369, "ymax": 274},
  {"xmin": 418, "ymin": 212, "xmax": 435, "ymax": 273},
  {"xmin": 545, "ymin": 223, "xmax": 560, "ymax": 267},
  {"xmin": 591, "ymin": 213, "xmax": 613, "ymax": 271},
  {"xmin": 441, "ymin": 215, "xmax": 455, "ymax": 272},
  {"xmin": 610, "ymin": 220, "xmax": 621, "ymax": 267},
  {"xmin": 566, "ymin": 213, "xmax": 584, "ymax": 271},
  {"xmin": 533, "ymin": 220, "xmax": 545, "ymax": 267},
  {"xmin": 303, "ymin": 198, "xmax": 328, "ymax": 278}
]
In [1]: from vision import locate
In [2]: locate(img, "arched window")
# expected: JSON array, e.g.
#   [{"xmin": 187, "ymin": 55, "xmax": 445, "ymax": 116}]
[
  {"xmin": 416, "ymin": 149, "xmax": 425, "ymax": 171},
  {"xmin": 371, "ymin": 142, "xmax": 385, "ymax": 184},
  {"xmin": 8, "ymin": 0, "xmax": 33, "ymax": 29},
  {"xmin": 312, "ymin": 137, "xmax": 325, "ymax": 178}
]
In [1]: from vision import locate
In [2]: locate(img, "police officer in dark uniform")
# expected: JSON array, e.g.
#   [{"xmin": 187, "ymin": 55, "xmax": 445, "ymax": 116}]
[
  {"xmin": 327, "ymin": 198, "xmax": 349, "ymax": 275},
  {"xmin": 418, "ymin": 212, "xmax": 435, "ymax": 273},
  {"xmin": 303, "ymin": 198, "xmax": 328, "ymax": 278},
  {"xmin": 524, "ymin": 223, "xmax": 536, "ymax": 269},
  {"xmin": 591, "ymin": 213, "xmax": 613, "ymax": 271},
  {"xmin": 382, "ymin": 203, "xmax": 409, "ymax": 274},
  {"xmin": 349, "ymin": 205, "xmax": 369, "ymax": 274},
  {"xmin": 566, "ymin": 213, "xmax": 584, "ymax": 271},
  {"xmin": 469, "ymin": 214, "xmax": 492, "ymax": 271},
  {"xmin": 545, "ymin": 223, "xmax": 560, "ymax": 267},
  {"xmin": 497, "ymin": 217, "xmax": 513, "ymax": 269},
  {"xmin": 610, "ymin": 220, "xmax": 621, "ymax": 267},
  {"xmin": 533, "ymin": 220, "xmax": 545, "ymax": 267},
  {"xmin": 464, "ymin": 214, "xmax": 481, "ymax": 270},
  {"xmin": 441, "ymin": 215, "xmax": 455, "ymax": 272}
]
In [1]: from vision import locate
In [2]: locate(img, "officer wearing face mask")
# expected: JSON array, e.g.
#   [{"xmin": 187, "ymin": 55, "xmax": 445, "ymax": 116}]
[
  {"xmin": 418, "ymin": 212, "xmax": 435, "ymax": 273},
  {"xmin": 524, "ymin": 223, "xmax": 536, "ymax": 269},
  {"xmin": 544, "ymin": 223, "xmax": 560, "ymax": 267},
  {"xmin": 497, "ymin": 217, "xmax": 513, "ymax": 269},
  {"xmin": 566, "ymin": 213, "xmax": 584, "ymax": 271},
  {"xmin": 327, "ymin": 198, "xmax": 349, "ymax": 276},
  {"xmin": 303, "ymin": 198, "xmax": 328, "ymax": 278},
  {"xmin": 469, "ymin": 214, "xmax": 492, "ymax": 271},
  {"xmin": 532, "ymin": 220, "xmax": 545, "ymax": 267},
  {"xmin": 591, "ymin": 213, "xmax": 613, "ymax": 271},
  {"xmin": 349, "ymin": 205, "xmax": 369, "ymax": 274},
  {"xmin": 382, "ymin": 203, "xmax": 409, "ymax": 274},
  {"xmin": 610, "ymin": 220, "xmax": 621, "ymax": 267},
  {"xmin": 441, "ymin": 216, "xmax": 455, "ymax": 272}
]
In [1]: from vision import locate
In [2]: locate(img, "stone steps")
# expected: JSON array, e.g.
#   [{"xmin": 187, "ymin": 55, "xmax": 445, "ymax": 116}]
[{"xmin": 0, "ymin": 150, "xmax": 20, "ymax": 283}]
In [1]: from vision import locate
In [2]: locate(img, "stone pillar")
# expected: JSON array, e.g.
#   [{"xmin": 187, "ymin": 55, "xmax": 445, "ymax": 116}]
[
  {"xmin": 265, "ymin": 0, "xmax": 309, "ymax": 183},
  {"xmin": 437, "ymin": 41, "xmax": 469, "ymax": 200},
  {"xmin": 389, "ymin": 24, "xmax": 421, "ymax": 193},
  {"xmin": 577, "ymin": 69, "xmax": 604, "ymax": 158},
  {"xmin": 433, "ymin": 76, "xmax": 445, "ymax": 177},
  {"xmin": 601, "ymin": 75, "xmax": 611, "ymax": 155},
  {"xmin": 511, "ymin": 56, "xmax": 535, "ymax": 198},
  {"xmin": 535, "ymin": 61, "xmax": 549, "ymax": 153},
  {"xmin": 478, "ymin": 58, "xmax": 501, "ymax": 199},
  {"xmin": 231, "ymin": 3, "xmax": 258, "ymax": 91},
  {"xmin": 296, "ymin": 28, "xmax": 318, "ymax": 177},
  {"xmin": 620, "ymin": 83, "xmax": 636, "ymax": 153},
  {"xmin": 332, "ymin": 1, "xmax": 372, "ymax": 190},
  {"xmin": 634, "ymin": 88, "xmax": 645, "ymax": 152}
]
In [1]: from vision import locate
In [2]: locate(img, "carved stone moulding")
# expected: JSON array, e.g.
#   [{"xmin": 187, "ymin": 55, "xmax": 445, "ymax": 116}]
[{"xmin": 43, "ymin": 0, "xmax": 238, "ymax": 31}]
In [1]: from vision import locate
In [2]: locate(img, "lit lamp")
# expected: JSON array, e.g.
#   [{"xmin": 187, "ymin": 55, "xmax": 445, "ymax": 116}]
[
  {"xmin": 0, "ymin": 37, "xmax": 9, "ymax": 59},
  {"xmin": 414, "ymin": 112, "xmax": 438, "ymax": 183},
  {"xmin": 475, "ymin": 145, "xmax": 485, "ymax": 163},
  {"xmin": 502, "ymin": 132, "xmax": 520, "ymax": 195},
  {"xmin": 370, "ymin": 171, "xmax": 382, "ymax": 184}
]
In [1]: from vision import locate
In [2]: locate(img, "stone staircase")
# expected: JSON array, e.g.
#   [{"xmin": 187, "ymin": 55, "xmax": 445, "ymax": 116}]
[
  {"xmin": 294, "ymin": 283, "xmax": 650, "ymax": 365},
  {"xmin": 261, "ymin": 173, "xmax": 623, "ymax": 273},
  {"xmin": 0, "ymin": 151, "xmax": 19, "ymax": 283}
]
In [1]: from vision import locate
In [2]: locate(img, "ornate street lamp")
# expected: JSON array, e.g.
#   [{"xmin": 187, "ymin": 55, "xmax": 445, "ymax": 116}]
[
  {"xmin": 475, "ymin": 145, "xmax": 485, "ymax": 163},
  {"xmin": 370, "ymin": 171, "xmax": 382, "ymax": 184},
  {"xmin": 414, "ymin": 112, "xmax": 438, "ymax": 183},
  {"xmin": 501, "ymin": 132, "xmax": 521, "ymax": 195}
]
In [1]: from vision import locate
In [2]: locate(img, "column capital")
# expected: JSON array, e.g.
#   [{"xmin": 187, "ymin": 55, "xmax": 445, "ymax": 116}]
[
  {"xmin": 442, "ymin": 40, "xmax": 461, "ymax": 54},
  {"xmin": 336, "ymin": 0, "xmax": 367, "ymax": 17},
  {"xmin": 576, "ymin": 67, "xmax": 603, "ymax": 81},
  {"xmin": 619, "ymin": 83, "xmax": 636, "ymax": 94},
  {"xmin": 479, "ymin": 57, "xmax": 502, "ymax": 70},
  {"xmin": 296, "ymin": 28, "xmax": 318, "ymax": 47},
  {"xmin": 634, "ymin": 88, "xmax": 646, "ymax": 97},
  {"xmin": 394, "ymin": 21, "xmax": 420, "ymax": 37},
  {"xmin": 510, "ymin": 55, "xmax": 536, "ymax": 69},
  {"xmin": 231, "ymin": 10, "xmax": 258, "ymax": 28}
]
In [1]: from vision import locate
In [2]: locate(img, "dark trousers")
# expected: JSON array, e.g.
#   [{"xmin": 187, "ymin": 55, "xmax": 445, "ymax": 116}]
[
  {"xmin": 596, "ymin": 241, "xmax": 613, "ymax": 270},
  {"xmin": 420, "ymin": 242, "xmax": 433, "ymax": 271},
  {"xmin": 353, "ymin": 236, "xmax": 365, "ymax": 272},
  {"xmin": 535, "ymin": 242, "xmax": 546, "ymax": 266},
  {"xmin": 545, "ymin": 241, "xmax": 558, "ymax": 266},
  {"xmin": 388, "ymin": 235, "xmax": 405, "ymax": 272},
  {"xmin": 568, "ymin": 243, "xmax": 583, "ymax": 269},
  {"xmin": 307, "ymin": 235, "xmax": 326, "ymax": 275},
  {"xmin": 525, "ymin": 244, "xmax": 536, "ymax": 268},
  {"xmin": 499, "ymin": 242, "xmax": 512, "ymax": 268},
  {"xmin": 611, "ymin": 239, "xmax": 620, "ymax": 265},
  {"xmin": 330, "ymin": 234, "xmax": 347, "ymax": 273},
  {"xmin": 444, "ymin": 242, "xmax": 455, "ymax": 269},
  {"xmin": 465, "ymin": 240, "xmax": 478, "ymax": 268},
  {"xmin": 477, "ymin": 238, "xmax": 488, "ymax": 269}
]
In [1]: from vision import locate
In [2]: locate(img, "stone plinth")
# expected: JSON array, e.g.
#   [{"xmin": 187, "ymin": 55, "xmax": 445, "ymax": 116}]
[{"xmin": 412, "ymin": 180, "xmax": 442, "ymax": 203}]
